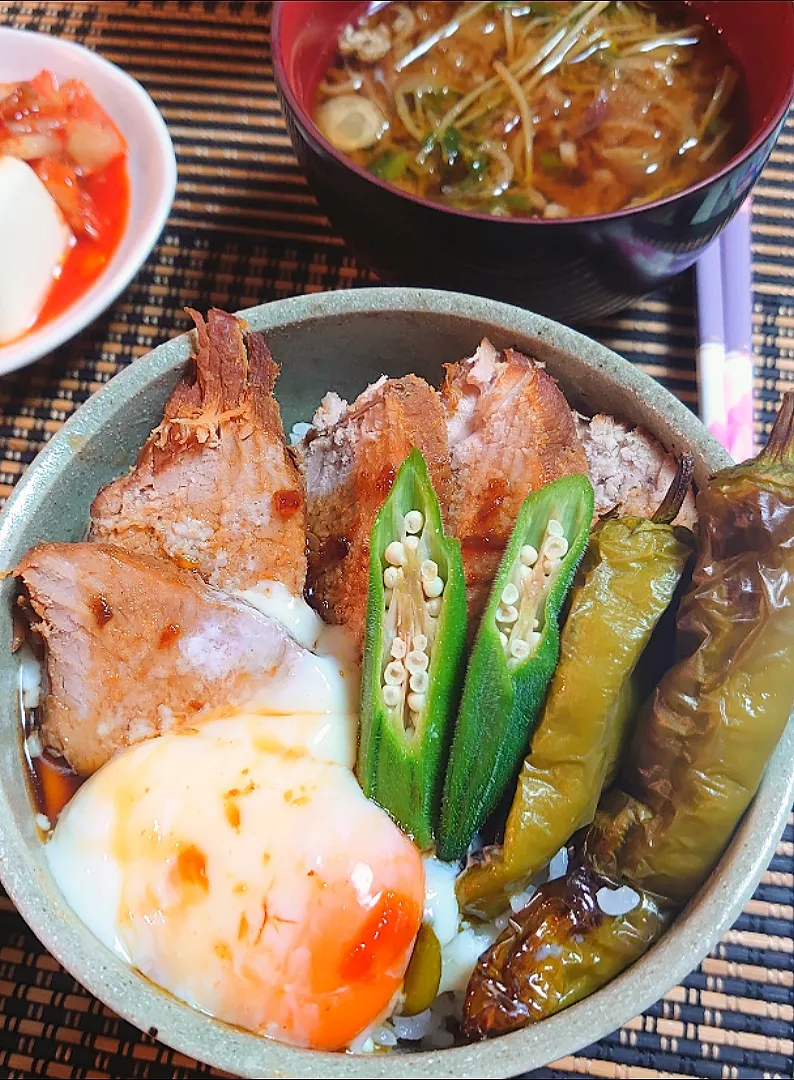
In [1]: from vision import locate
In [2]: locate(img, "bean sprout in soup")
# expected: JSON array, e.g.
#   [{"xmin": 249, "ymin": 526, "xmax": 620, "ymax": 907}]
[{"xmin": 314, "ymin": 1, "xmax": 743, "ymax": 219}]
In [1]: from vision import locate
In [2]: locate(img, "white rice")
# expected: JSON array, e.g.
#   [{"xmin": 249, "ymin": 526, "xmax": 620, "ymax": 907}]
[
  {"xmin": 596, "ymin": 883, "xmax": 640, "ymax": 916},
  {"xmin": 288, "ymin": 421, "xmax": 312, "ymax": 446},
  {"xmin": 509, "ymin": 885, "xmax": 537, "ymax": 913},
  {"xmin": 548, "ymin": 844, "xmax": 569, "ymax": 880},
  {"xmin": 25, "ymin": 729, "xmax": 43, "ymax": 760},
  {"xmin": 18, "ymin": 644, "xmax": 42, "ymax": 713}
]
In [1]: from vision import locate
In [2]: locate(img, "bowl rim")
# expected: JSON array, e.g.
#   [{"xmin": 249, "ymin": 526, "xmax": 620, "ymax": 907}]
[
  {"xmin": 0, "ymin": 26, "xmax": 177, "ymax": 378},
  {"xmin": 271, "ymin": 0, "xmax": 794, "ymax": 228},
  {"xmin": 0, "ymin": 286, "xmax": 791, "ymax": 1080}
]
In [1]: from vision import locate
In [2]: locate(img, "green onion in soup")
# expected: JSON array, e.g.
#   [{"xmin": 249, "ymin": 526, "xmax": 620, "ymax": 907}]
[{"xmin": 313, "ymin": 1, "xmax": 743, "ymax": 219}]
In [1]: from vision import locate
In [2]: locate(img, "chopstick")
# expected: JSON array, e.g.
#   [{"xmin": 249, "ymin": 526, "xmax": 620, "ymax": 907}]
[
  {"xmin": 720, "ymin": 199, "xmax": 755, "ymax": 461},
  {"xmin": 695, "ymin": 199, "xmax": 755, "ymax": 462}
]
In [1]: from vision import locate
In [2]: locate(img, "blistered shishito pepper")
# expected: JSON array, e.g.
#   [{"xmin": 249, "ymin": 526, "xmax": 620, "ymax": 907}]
[
  {"xmin": 463, "ymin": 394, "xmax": 794, "ymax": 1034},
  {"xmin": 456, "ymin": 461, "xmax": 694, "ymax": 915},
  {"xmin": 462, "ymin": 865, "xmax": 668, "ymax": 1037},
  {"xmin": 358, "ymin": 449, "xmax": 467, "ymax": 850},
  {"xmin": 437, "ymin": 474, "xmax": 594, "ymax": 862},
  {"xmin": 588, "ymin": 393, "xmax": 794, "ymax": 903}
]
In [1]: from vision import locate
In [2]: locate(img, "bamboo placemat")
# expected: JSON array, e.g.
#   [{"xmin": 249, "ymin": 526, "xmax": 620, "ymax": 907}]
[{"xmin": 0, "ymin": 3, "xmax": 791, "ymax": 1078}]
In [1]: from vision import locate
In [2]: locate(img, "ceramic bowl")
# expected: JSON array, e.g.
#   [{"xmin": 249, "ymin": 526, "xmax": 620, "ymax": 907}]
[
  {"xmin": 0, "ymin": 27, "xmax": 177, "ymax": 377},
  {"xmin": 0, "ymin": 288, "xmax": 791, "ymax": 1079},
  {"xmin": 272, "ymin": 2, "xmax": 794, "ymax": 322}
]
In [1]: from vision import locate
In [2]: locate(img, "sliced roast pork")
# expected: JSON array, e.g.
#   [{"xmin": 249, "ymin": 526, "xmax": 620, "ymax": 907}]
[
  {"xmin": 575, "ymin": 413, "xmax": 697, "ymax": 528},
  {"xmin": 300, "ymin": 375, "xmax": 452, "ymax": 651},
  {"xmin": 441, "ymin": 340, "xmax": 588, "ymax": 620},
  {"xmin": 15, "ymin": 543, "xmax": 315, "ymax": 775},
  {"xmin": 90, "ymin": 308, "xmax": 307, "ymax": 594}
]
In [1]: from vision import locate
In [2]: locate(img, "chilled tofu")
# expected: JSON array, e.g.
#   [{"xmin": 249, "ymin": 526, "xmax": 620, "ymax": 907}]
[{"xmin": 0, "ymin": 156, "xmax": 73, "ymax": 345}]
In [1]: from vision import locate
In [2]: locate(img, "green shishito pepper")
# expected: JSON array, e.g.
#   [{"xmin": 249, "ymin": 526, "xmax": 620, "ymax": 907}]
[
  {"xmin": 462, "ymin": 864, "xmax": 669, "ymax": 1036},
  {"xmin": 457, "ymin": 461, "xmax": 695, "ymax": 915},
  {"xmin": 588, "ymin": 392, "xmax": 794, "ymax": 904},
  {"xmin": 463, "ymin": 394, "xmax": 794, "ymax": 1036},
  {"xmin": 358, "ymin": 449, "xmax": 467, "ymax": 850},
  {"xmin": 438, "ymin": 474, "xmax": 594, "ymax": 862}
]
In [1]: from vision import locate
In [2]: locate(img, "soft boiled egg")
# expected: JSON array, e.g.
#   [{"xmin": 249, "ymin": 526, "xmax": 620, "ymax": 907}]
[
  {"xmin": 0, "ymin": 156, "xmax": 73, "ymax": 344},
  {"xmin": 46, "ymin": 707, "xmax": 425, "ymax": 1050}
]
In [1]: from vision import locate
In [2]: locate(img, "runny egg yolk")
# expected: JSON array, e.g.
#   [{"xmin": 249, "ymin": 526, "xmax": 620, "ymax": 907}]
[{"xmin": 46, "ymin": 711, "xmax": 424, "ymax": 1051}]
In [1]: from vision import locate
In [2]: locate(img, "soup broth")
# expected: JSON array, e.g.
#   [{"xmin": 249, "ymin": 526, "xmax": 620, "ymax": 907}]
[{"xmin": 314, "ymin": 1, "xmax": 743, "ymax": 218}]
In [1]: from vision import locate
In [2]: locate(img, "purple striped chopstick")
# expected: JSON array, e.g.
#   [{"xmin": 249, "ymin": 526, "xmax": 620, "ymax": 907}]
[
  {"xmin": 720, "ymin": 199, "xmax": 755, "ymax": 461},
  {"xmin": 695, "ymin": 236, "xmax": 726, "ymax": 447},
  {"xmin": 695, "ymin": 199, "xmax": 755, "ymax": 462}
]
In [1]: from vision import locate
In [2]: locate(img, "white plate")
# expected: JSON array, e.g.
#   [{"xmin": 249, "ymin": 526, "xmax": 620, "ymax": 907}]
[{"xmin": 0, "ymin": 27, "xmax": 177, "ymax": 376}]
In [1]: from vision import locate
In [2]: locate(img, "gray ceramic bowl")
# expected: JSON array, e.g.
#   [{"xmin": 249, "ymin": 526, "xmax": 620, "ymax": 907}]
[{"xmin": 0, "ymin": 288, "xmax": 792, "ymax": 1080}]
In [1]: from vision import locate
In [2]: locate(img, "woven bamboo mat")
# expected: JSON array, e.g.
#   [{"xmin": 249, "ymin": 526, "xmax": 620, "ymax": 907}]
[{"xmin": 0, "ymin": 2, "xmax": 791, "ymax": 1077}]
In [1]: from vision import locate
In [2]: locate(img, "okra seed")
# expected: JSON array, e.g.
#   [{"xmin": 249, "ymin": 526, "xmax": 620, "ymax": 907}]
[
  {"xmin": 407, "ymin": 692, "xmax": 426, "ymax": 713},
  {"xmin": 544, "ymin": 536, "xmax": 569, "ymax": 560},
  {"xmin": 499, "ymin": 631, "xmax": 508, "ymax": 648},
  {"xmin": 497, "ymin": 604, "xmax": 519, "ymax": 624},
  {"xmin": 547, "ymin": 519, "xmax": 564, "ymax": 538},
  {"xmin": 519, "ymin": 564, "xmax": 533, "ymax": 582},
  {"xmin": 384, "ymin": 660, "xmax": 406, "ymax": 686},
  {"xmin": 426, "ymin": 598, "xmax": 442, "ymax": 617},
  {"xmin": 412, "ymin": 634, "xmax": 428, "ymax": 652},
  {"xmin": 423, "ymin": 576, "xmax": 444, "ymax": 599},
  {"xmin": 409, "ymin": 671, "xmax": 429, "ymax": 694},
  {"xmin": 501, "ymin": 582, "xmax": 519, "ymax": 606},
  {"xmin": 420, "ymin": 559, "xmax": 438, "ymax": 582},
  {"xmin": 383, "ymin": 685, "xmax": 401, "ymax": 708},
  {"xmin": 520, "ymin": 544, "xmax": 538, "ymax": 567},
  {"xmin": 542, "ymin": 556, "xmax": 560, "ymax": 575},
  {"xmin": 404, "ymin": 535, "xmax": 420, "ymax": 553},
  {"xmin": 529, "ymin": 631, "xmax": 542, "ymax": 647},
  {"xmin": 511, "ymin": 638, "xmax": 530, "ymax": 660},
  {"xmin": 406, "ymin": 650, "xmax": 429, "ymax": 675},
  {"xmin": 404, "ymin": 510, "xmax": 424, "ymax": 534},
  {"xmin": 533, "ymin": 618, "xmax": 539, "ymax": 630},
  {"xmin": 390, "ymin": 637, "xmax": 407, "ymax": 659},
  {"xmin": 383, "ymin": 566, "xmax": 402, "ymax": 589},
  {"xmin": 385, "ymin": 541, "xmax": 407, "ymax": 566}
]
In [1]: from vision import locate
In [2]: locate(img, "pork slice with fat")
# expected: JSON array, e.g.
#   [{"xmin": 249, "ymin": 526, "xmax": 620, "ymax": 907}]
[
  {"xmin": 299, "ymin": 374, "xmax": 452, "ymax": 651},
  {"xmin": 90, "ymin": 308, "xmax": 307, "ymax": 594},
  {"xmin": 442, "ymin": 340, "xmax": 589, "ymax": 621},
  {"xmin": 15, "ymin": 543, "xmax": 313, "ymax": 775},
  {"xmin": 575, "ymin": 413, "xmax": 697, "ymax": 528}
]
